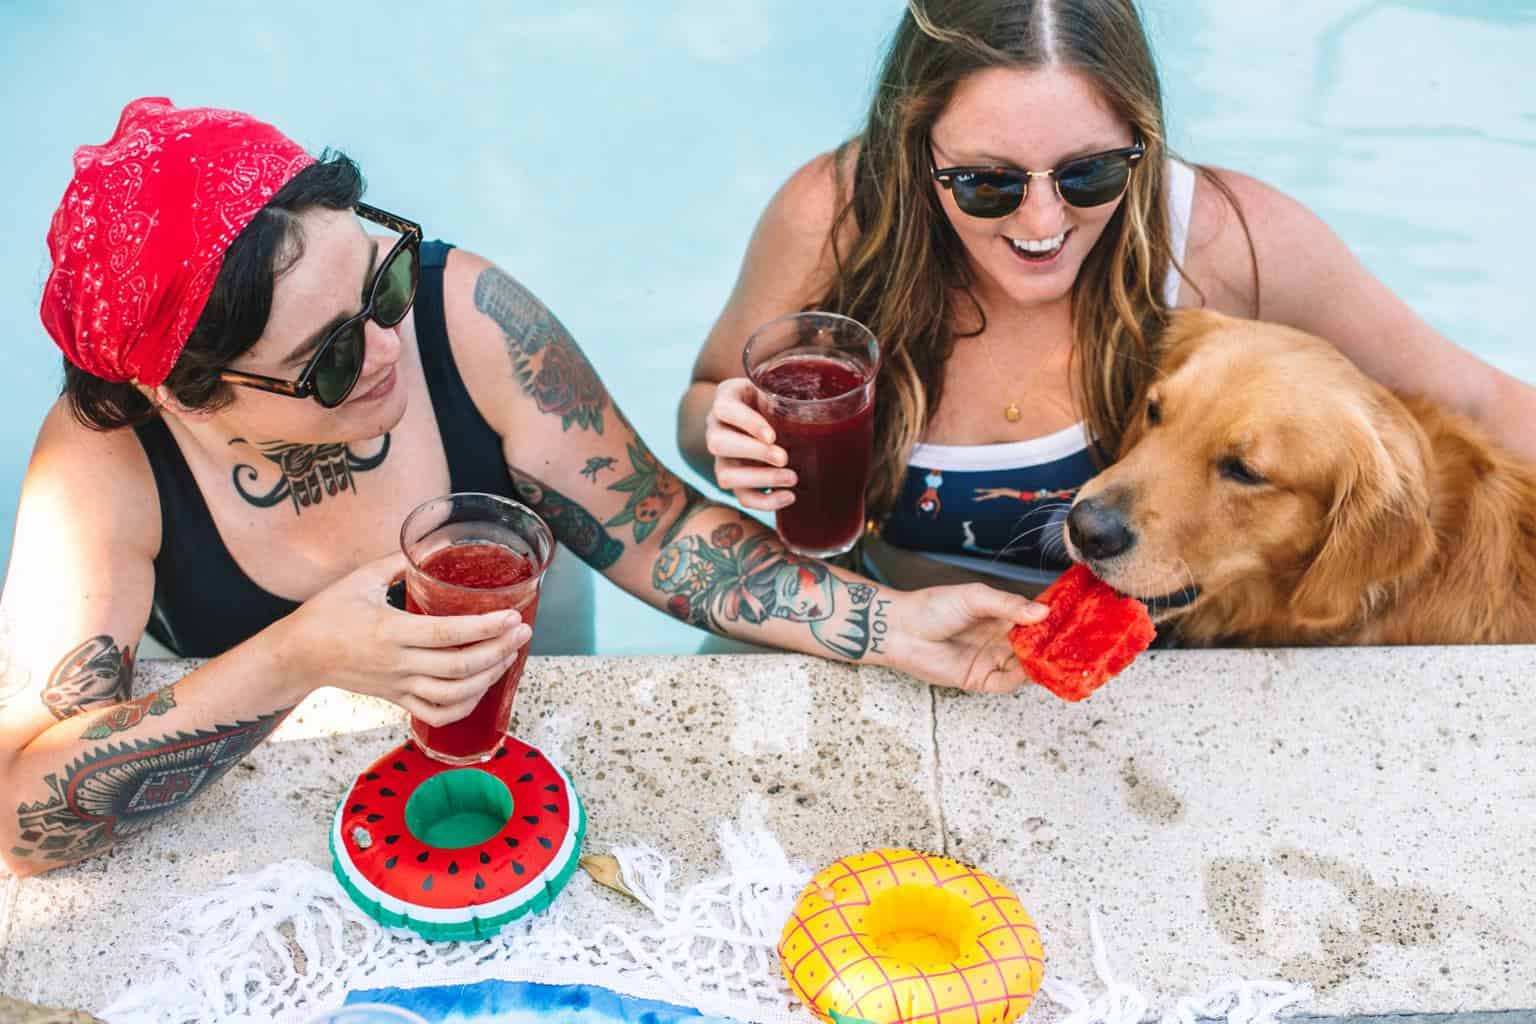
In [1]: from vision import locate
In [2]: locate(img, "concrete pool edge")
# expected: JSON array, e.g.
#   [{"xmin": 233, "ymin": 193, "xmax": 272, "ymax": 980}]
[{"xmin": 0, "ymin": 646, "xmax": 1530, "ymax": 1019}]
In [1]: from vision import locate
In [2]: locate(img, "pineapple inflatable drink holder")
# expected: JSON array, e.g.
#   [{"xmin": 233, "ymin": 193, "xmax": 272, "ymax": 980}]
[
  {"xmin": 779, "ymin": 848, "xmax": 1044, "ymax": 1024},
  {"xmin": 330, "ymin": 736, "xmax": 584, "ymax": 941}
]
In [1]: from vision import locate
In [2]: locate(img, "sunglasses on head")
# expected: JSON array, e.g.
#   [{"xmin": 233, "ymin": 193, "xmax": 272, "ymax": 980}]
[
  {"xmin": 929, "ymin": 135, "xmax": 1146, "ymax": 218},
  {"xmin": 218, "ymin": 202, "xmax": 422, "ymax": 408}
]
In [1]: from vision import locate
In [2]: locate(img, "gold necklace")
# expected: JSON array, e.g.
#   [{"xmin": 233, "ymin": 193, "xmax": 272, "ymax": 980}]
[{"xmin": 975, "ymin": 333, "xmax": 1023, "ymax": 423}]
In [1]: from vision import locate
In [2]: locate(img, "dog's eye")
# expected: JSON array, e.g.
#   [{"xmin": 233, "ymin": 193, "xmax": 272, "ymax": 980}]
[
  {"xmin": 1146, "ymin": 398, "xmax": 1162, "ymax": 426},
  {"xmin": 1219, "ymin": 457, "xmax": 1266, "ymax": 486}
]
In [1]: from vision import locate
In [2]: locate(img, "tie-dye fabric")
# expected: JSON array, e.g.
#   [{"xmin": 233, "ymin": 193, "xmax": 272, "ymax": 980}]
[{"xmin": 347, "ymin": 978, "xmax": 754, "ymax": 1023}]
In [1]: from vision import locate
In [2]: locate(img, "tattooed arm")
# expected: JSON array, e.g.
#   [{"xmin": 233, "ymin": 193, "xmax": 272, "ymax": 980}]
[
  {"xmin": 438, "ymin": 251, "xmax": 1047, "ymax": 687},
  {"xmin": 0, "ymin": 406, "xmax": 312, "ymax": 877},
  {"xmin": 1, "ymin": 421, "xmax": 517, "ymax": 878}
]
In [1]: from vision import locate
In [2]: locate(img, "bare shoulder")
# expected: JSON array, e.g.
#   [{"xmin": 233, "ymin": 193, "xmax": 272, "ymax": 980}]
[
  {"xmin": 22, "ymin": 402, "xmax": 161, "ymax": 556},
  {"xmin": 768, "ymin": 145, "xmax": 855, "ymax": 243},
  {"xmin": 1182, "ymin": 166, "xmax": 1335, "ymax": 316},
  {"xmin": 692, "ymin": 145, "xmax": 860, "ymax": 383},
  {"xmin": 1, "ymin": 403, "xmax": 159, "ymax": 728}
]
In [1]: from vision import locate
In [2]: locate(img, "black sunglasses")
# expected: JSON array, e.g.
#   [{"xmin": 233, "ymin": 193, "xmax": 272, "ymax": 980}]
[
  {"xmin": 930, "ymin": 136, "xmax": 1146, "ymax": 218},
  {"xmin": 219, "ymin": 202, "xmax": 422, "ymax": 408}
]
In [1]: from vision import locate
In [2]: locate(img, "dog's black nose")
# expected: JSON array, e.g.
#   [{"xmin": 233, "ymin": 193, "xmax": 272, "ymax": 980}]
[{"xmin": 1068, "ymin": 498, "xmax": 1135, "ymax": 560}]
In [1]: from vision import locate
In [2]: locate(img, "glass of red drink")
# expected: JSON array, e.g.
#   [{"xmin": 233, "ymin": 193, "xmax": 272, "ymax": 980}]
[
  {"xmin": 744, "ymin": 312, "xmax": 880, "ymax": 557},
  {"xmin": 399, "ymin": 493, "xmax": 554, "ymax": 766}
]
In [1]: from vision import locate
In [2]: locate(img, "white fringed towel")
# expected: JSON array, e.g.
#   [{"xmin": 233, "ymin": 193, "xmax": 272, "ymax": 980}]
[{"xmin": 98, "ymin": 825, "xmax": 1310, "ymax": 1024}]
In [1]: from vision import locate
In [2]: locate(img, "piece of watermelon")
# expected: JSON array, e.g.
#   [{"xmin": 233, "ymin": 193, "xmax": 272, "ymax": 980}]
[
  {"xmin": 1008, "ymin": 562, "xmax": 1155, "ymax": 701},
  {"xmin": 330, "ymin": 736, "xmax": 585, "ymax": 942}
]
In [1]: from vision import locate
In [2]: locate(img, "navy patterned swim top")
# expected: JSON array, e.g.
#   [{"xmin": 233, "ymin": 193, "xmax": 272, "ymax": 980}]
[
  {"xmin": 875, "ymin": 160, "xmax": 1195, "ymax": 585},
  {"xmin": 882, "ymin": 425, "xmax": 1098, "ymax": 586}
]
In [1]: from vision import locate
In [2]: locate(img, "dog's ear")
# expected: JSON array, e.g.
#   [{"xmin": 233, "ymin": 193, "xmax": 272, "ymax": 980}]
[
  {"xmin": 1120, "ymin": 309, "xmax": 1235, "ymax": 456},
  {"xmin": 1289, "ymin": 393, "xmax": 1436, "ymax": 633},
  {"xmin": 1157, "ymin": 308, "xmax": 1235, "ymax": 378}
]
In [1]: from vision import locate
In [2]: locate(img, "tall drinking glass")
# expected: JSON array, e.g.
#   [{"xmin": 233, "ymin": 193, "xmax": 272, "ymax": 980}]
[
  {"xmin": 400, "ymin": 493, "xmax": 554, "ymax": 765},
  {"xmin": 744, "ymin": 312, "xmax": 880, "ymax": 558}
]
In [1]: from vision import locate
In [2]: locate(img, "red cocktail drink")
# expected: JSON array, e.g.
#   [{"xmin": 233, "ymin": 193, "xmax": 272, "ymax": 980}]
[
  {"xmin": 401, "ymin": 494, "xmax": 554, "ymax": 765},
  {"xmin": 746, "ymin": 313, "xmax": 880, "ymax": 557}
]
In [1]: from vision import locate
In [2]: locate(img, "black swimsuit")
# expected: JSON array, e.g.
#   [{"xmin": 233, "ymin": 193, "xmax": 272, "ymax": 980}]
[{"xmin": 134, "ymin": 240, "xmax": 511, "ymax": 657}]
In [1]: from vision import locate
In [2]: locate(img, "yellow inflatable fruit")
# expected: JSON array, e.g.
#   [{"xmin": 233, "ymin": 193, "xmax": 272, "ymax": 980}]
[{"xmin": 779, "ymin": 849, "xmax": 1044, "ymax": 1024}]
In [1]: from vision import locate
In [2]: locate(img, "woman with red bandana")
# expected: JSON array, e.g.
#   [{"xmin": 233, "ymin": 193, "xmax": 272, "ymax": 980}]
[{"xmin": 0, "ymin": 97, "xmax": 1048, "ymax": 876}]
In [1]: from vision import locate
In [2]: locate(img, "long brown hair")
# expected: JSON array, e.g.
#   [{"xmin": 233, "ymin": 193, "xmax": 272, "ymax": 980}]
[{"xmin": 818, "ymin": 0, "xmax": 1199, "ymax": 520}]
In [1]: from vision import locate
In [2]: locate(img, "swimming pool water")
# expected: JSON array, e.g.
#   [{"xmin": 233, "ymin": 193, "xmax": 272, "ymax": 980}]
[{"xmin": 1, "ymin": 1, "xmax": 1532, "ymax": 656}]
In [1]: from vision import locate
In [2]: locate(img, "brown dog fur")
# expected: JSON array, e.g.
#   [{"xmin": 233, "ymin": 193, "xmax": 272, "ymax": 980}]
[{"xmin": 1070, "ymin": 310, "xmax": 1536, "ymax": 646}]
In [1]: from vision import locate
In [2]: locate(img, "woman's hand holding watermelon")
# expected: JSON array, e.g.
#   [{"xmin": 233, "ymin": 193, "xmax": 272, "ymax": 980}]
[
  {"xmin": 884, "ymin": 584, "xmax": 1048, "ymax": 694},
  {"xmin": 270, "ymin": 552, "xmax": 532, "ymax": 727}
]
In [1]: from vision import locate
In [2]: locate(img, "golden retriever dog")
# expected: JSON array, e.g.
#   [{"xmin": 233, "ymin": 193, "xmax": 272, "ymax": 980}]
[{"xmin": 1065, "ymin": 309, "xmax": 1536, "ymax": 646}]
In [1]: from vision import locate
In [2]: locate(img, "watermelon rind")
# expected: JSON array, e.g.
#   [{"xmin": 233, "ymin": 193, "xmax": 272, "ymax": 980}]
[{"xmin": 329, "ymin": 756, "xmax": 586, "ymax": 942}]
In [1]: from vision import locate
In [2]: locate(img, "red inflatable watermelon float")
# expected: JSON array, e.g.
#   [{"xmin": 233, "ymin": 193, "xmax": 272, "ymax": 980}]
[
  {"xmin": 1008, "ymin": 562, "xmax": 1156, "ymax": 702},
  {"xmin": 330, "ymin": 735, "xmax": 585, "ymax": 941}
]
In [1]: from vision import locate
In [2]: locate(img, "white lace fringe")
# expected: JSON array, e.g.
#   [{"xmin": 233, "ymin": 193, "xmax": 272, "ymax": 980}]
[
  {"xmin": 98, "ymin": 827, "xmax": 1310, "ymax": 1024},
  {"xmin": 99, "ymin": 823, "xmax": 811, "ymax": 1024},
  {"xmin": 1040, "ymin": 911, "xmax": 1312, "ymax": 1024}
]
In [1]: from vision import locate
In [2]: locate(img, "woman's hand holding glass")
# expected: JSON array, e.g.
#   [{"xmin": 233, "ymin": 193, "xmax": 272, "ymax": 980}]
[
  {"xmin": 705, "ymin": 378, "xmax": 799, "ymax": 511},
  {"xmin": 270, "ymin": 551, "xmax": 532, "ymax": 727}
]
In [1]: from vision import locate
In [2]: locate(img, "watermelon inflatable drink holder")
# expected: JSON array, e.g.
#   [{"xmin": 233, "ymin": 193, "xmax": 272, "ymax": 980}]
[{"xmin": 330, "ymin": 735, "xmax": 585, "ymax": 941}]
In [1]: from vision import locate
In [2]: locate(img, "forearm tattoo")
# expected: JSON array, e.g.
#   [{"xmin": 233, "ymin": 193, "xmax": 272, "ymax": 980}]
[
  {"xmin": 509, "ymin": 468, "xmax": 625, "ymax": 571},
  {"xmin": 40, "ymin": 636, "xmax": 133, "ymax": 721},
  {"xmin": 652, "ymin": 519, "xmax": 877, "ymax": 659},
  {"xmin": 12, "ymin": 710, "xmax": 283, "ymax": 865},
  {"xmin": 80, "ymin": 685, "xmax": 178, "ymax": 740},
  {"xmin": 660, "ymin": 485, "xmax": 712, "ymax": 548},
  {"xmin": 606, "ymin": 441, "xmax": 693, "ymax": 543},
  {"xmin": 229, "ymin": 435, "xmax": 391, "ymax": 515},
  {"xmin": 474, "ymin": 267, "xmax": 607, "ymax": 434},
  {"xmin": 580, "ymin": 456, "xmax": 617, "ymax": 482}
]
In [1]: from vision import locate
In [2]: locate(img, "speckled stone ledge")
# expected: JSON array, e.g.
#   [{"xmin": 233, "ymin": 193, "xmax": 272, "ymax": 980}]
[
  {"xmin": 937, "ymin": 645, "xmax": 1536, "ymax": 1020},
  {"xmin": 1, "ymin": 648, "xmax": 1532, "ymax": 1020}
]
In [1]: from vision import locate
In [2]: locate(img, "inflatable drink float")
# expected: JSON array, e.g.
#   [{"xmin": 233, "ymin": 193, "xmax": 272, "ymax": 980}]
[
  {"xmin": 781, "ymin": 848, "xmax": 1044, "ymax": 1024},
  {"xmin": 330, "ymin": 734, "xmax": 584, "ymax": 941},
  {"xmin": 330, "ymin": 493, "xmax": 583, "ymax": 940}
]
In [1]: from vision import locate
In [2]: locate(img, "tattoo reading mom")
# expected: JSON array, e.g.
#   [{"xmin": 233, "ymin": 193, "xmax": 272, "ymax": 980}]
[
  {"xmin": 652, "ymin": 523, "xmax": 877, "ymax": 659},
  {"xmin": 871, "ymin": 599, "xmax": 891, "ymax": 655}
]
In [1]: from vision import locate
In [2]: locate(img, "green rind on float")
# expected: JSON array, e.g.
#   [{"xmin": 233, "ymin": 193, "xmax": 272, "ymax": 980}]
[
  {"xmin": 828, "ymin": 1012, "xmax": 880, "ymax": 1024},
  {"xmin": 329, "ymin": 771, "xmax": 586, "ymax": 943}
]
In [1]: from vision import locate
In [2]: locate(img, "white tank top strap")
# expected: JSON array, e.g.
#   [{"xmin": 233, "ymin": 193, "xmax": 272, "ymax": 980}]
[{"xmin": 1163, "ymin": 158, "xmax": 1196, "ymax": 308}]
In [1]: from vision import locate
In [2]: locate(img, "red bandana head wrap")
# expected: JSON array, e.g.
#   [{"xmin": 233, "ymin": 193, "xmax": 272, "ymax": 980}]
[{"xmin": 40, "ymin": 97, "xmax": 315, "ymax": 387}]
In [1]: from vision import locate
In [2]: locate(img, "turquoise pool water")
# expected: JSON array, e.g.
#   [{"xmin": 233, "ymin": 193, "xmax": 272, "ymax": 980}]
[{"xmin": 1, "ymin": 1, "xmax": 1533, "ymax": 657}]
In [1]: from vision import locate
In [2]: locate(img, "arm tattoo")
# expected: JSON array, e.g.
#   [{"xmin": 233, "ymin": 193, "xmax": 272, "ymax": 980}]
[
  {"xmin": 652, "ymin": 520, "xmax": 877, "ymax": 659},
  {"xmin": 658, "ymin": 484, "xmax": 711, "ymax": 548},
  {"xmin": 871, "ymin": 598, "xmax": 891, "ymax": 656},
  {"xmin": 11, "ymin": 710, "xmax": 282, "ymax": 864},
  {"xmin": 606, "ymin": 441, "xmax": 692, "ymax": 543},
  {"xmin": 40, "ymin": 636, "xmax": 133, "ymax": 721},
  {"xmin": 80, "ymin": 685, "xmax": 178, "ymax": 740},
  {"xmin": 229, "ymin": 435, "xmax": 391, "ymax": 515},
  {"xmin": 474, "ymin": 267, "xmax": 607, "ymax": 434},
  {"xmin": 580, "ymin": 456, "xmax": 617, "ymax": 482},
  {"xmin": 509, "ymin": 468, "xmax": 625, "ymax": 571}
]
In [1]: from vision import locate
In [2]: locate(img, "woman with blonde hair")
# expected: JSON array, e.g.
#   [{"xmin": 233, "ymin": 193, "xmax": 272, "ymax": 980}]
[{"xmin": 679, "ymin": 0, "xmax": 1536, "ymax": 595}]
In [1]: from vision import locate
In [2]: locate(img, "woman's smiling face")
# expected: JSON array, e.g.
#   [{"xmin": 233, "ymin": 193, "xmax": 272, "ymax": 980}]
[{"xmin": 928, "ymin": 64, "xmax": 1136, "ymax": 310}]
